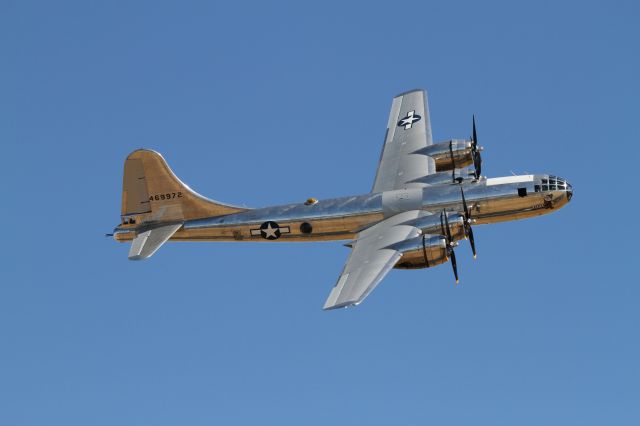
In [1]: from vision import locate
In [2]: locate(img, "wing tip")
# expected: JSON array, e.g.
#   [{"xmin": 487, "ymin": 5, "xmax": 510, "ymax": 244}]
[
  {"xmin": 394, "ymin": 88, "xmax": 426, "ymax": 99},
  {"xmin": 322, "ymin": 300, "xmax": 358, "ymax": 311}
]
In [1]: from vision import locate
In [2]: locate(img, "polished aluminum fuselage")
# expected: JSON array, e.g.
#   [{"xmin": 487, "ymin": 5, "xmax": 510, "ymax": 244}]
[{"xmin": 151, "ymin": 174, "xmax": 571, "ymax": 243}]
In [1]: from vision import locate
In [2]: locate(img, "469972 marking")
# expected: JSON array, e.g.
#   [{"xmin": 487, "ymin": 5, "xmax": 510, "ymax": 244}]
[{"xmin": 149, "ymin": 192, "xmax": 182, "ymax": 201}]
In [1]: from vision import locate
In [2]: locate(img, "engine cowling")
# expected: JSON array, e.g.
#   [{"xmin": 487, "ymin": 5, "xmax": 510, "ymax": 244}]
[
  {"xmin": 390, "ymin": 234, "xmax": 451, "ymax": 269},
  {"xmin": 403, "ymin": 212, "xmax": 466, "ymax": 242},
  {"xmin": 416, "ymin": 139, "xmax": 476, "ymax": 172}
]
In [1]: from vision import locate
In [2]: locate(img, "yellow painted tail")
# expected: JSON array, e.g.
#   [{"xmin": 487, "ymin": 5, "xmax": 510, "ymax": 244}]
[{"xmin": 120, "ymin": 149, "xmax": 247, "ymax": 225}]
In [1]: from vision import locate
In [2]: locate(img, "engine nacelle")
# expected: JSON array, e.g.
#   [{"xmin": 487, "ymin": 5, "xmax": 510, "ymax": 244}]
[
  {"xmin": 416, "ymin": 139, "xmax": 476, "ymax": 172},
  {"xmin": 390, "ymin": 234, "xmax": 451, "ymax": 269},
  {"xmin": 403, "ymin": 212, "xmax": 466, "ymax": 241}
]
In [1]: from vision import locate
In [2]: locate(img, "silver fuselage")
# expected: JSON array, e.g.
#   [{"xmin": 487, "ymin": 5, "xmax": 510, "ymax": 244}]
[{"xmin": 135, "ymin": 173, "xmax": 572, "ymax": 243}]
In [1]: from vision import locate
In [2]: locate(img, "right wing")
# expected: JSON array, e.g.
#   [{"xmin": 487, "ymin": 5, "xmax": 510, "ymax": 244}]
[
  {"xmin": 371, "ymin": 89, "xmax": 436, "ymax": 193},
  {"xmin": 323, "ymin": 210, "xmax": 423, "ymax": 310}
]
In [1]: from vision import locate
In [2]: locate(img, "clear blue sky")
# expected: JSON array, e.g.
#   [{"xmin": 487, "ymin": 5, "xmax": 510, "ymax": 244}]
[{"xmin": 2, "ymin": 1, "xmax": 638, "ymax": 425}]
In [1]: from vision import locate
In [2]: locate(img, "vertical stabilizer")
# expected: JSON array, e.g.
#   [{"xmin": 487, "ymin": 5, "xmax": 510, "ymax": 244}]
[{"xmin": 120, "ymin": 149, "xmax": 247, "ymax": 225}]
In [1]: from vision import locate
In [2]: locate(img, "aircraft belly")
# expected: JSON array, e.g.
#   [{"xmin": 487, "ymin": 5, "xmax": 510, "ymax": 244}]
[{"xmin": 471, "ymin": 191, "xmax": 567, "ymax": 225}]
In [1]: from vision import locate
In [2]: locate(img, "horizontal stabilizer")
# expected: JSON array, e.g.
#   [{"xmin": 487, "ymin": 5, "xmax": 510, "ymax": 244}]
[{"xmin": 128, "ymin": 223, "xmax": 182, "ymax": 260}]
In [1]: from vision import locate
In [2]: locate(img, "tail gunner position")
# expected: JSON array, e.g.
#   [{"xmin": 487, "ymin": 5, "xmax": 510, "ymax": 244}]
[{"xmin": 111, "ymin": 89, "xmax": 572, "ymax": 310}]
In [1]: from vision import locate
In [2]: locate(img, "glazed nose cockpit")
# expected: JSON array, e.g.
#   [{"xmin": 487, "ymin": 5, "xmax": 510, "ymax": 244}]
[{"xmin": 534, "ymin": 175, "xmax": 573, "ymax": 201}]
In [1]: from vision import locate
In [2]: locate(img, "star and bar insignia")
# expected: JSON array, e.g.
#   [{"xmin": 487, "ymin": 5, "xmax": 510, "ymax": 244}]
[
  {"xmin": 397, "ymin": 110, "xmax": 421, "ymax": 130},
  {"xmin": 250, "ymin": 221, "xmax": 291, "ymax": 240}
]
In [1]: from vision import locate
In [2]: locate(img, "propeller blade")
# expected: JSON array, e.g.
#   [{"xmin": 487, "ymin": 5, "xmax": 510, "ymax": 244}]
[
  {"xmin": 449, "ymin": 247, "xmax": 459, "ymax": 283},
  {"xmin": 442, "ymin": 210, "xmax": 459, "ymax": 283},
  {"xmin": 474, "ymin": 150, "xmax": 482, "ymax": 178},
  {"xmin": 468, "ymin": 226, "xmax": 477, "ymax": 259},
  {"xmin": 443, "ymin": 209, "xmax": 452, "ymax": 243},
  {"xmin": 421, "ymin": 234, "xmax": 429, "ymax": 267},
  {"xmin": 461, "ymin": 187, "xmax": 470, "ymax": 219},
  {"xmin": 471, "ymin": 115, "xmax": 482, "ymax": 179},
  {"xmin": 460, "ymin": 187, "xmax": 478, "ymax": 259},
  {"xmin": 472, "ymin": 115, "xmax": 478, "ymax": 148},
  {"xmin": 449, "ymin": 141, "xmax": 457, "ymax": 183}
]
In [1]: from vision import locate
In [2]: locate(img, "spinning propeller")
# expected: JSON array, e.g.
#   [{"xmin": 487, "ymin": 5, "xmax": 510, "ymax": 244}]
[
  {"xmin": 438, "ymin": 186, "xmax": 478, "ymax": 283},
  {"xmin": 439, "ymin": 118, "xmax": 482, "ymax": 282}
]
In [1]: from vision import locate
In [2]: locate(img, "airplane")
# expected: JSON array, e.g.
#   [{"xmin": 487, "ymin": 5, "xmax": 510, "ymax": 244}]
[{"xmin": 111, "ymin": 89, "xmax": 573, "ymax": 310}]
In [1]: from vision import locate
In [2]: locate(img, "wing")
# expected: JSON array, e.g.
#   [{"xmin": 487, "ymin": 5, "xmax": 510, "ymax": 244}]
[
  {"xmin": 372, "ymin": 89, "xmax": 436, "ymax": 193},
  {"xmin": 323, "ymin": 210, "xmax": 423, "ymax": 310}
]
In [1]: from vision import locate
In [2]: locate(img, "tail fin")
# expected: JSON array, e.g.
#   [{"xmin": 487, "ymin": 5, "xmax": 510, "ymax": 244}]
[{"xmin": 121, "ymin": 149, "xmax": 247, "ymax": 225}]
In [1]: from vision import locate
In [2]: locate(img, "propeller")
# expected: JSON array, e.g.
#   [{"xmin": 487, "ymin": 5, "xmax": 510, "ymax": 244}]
[
  {"xmin": 460, "ymin": 186, "xmax": 477, "ymax": 259},
  {"xmin": 471, "ymin": 115, "xmax": 482, "ymax": 179},
  {"xmin": 421, "ymin": 234, "xmax": 430, "ymax": 268},
  {"xmin": 440, "ymin": 210, "xmax": 459, "ymax": 283}
]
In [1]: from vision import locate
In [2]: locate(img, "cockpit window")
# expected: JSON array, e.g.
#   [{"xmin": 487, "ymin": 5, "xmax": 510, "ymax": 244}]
[{"xmin": 539, "ymin": 176, "xmax": 567, "ymax": 192}]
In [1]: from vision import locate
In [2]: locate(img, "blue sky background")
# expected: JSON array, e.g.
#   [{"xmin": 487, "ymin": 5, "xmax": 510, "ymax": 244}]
[{"xmin": 1, "ymin": 1, "xmax": 639, "ymax": 425}]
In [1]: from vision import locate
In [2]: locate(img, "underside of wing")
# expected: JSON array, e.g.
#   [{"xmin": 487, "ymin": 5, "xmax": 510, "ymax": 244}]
[
  {"xmin": 323, "ymin": 210, "xmax": 424, "ymax": 310},
  {"xmin": 372, "ymin": 89, "xmax": 436, "ymax": 193}
]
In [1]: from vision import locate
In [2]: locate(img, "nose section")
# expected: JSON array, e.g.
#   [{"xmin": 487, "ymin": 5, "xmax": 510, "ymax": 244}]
[{"xmin": 566, "ymin": 181, "xmax": 573, "ymax": 201}]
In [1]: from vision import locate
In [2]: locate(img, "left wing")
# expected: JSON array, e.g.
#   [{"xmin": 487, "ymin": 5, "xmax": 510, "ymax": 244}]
[
  {"xmin": 323, "ymin": 211, "xmax": 423, "ymax": 310},
  {"xmin": 372, "ymin": 89, "xmax": 436, "ymax": 193}
]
